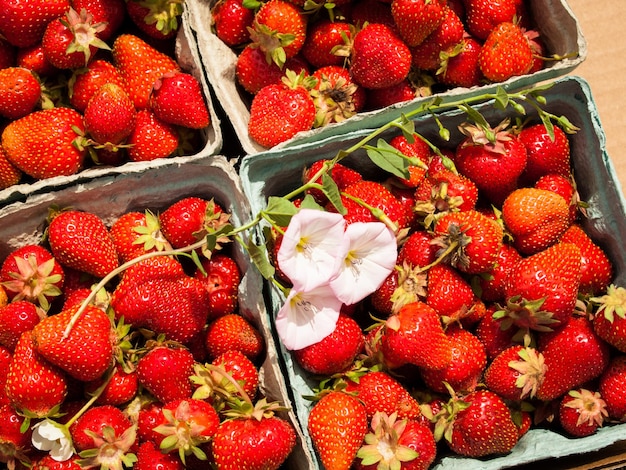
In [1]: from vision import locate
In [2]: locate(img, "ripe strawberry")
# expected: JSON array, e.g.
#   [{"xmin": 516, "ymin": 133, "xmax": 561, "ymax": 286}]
[
  {"xmin": 0, "ymin": 345, "xmax": 11, "ymax": 406},
  {"xmin": 477, "ymin": 243, "xmax": 522, "ymax": 303},
  {"xmin": 110, "ymin": 210, "xmax": 171, "ymax": 263},
  {"xmin": 475, "ymin": 305, "xmax": 519, "ymax": 360},
  {"xmin": 135, "ymin": 441, "xmax": 184, "ymax": 470},
  {"xmin": 0, "ymin": 403, "xmax": 33, "ymax": 468},
  {"xmin": 71, "ymin": 0, "xmax": 126, "ymax": 41},
  {"xmin": 337, "ymin": 179, "xmax": 409, "ymax": 229},
  {"xmin": 380, "ymin": 301, "xmax": 452, "ymax": 370},
  {"xmin": 69, "ymin": 404, "xmax": 133, "ymax": 451},
  {"xmin": 294, "ymin": 313, "xmax": 364, "ymax": 376},
  {"xmin": 391, "ymin": 0, "xmax": 447, "ymax": 47},
  {"xmin": 112, "ymin": 33, "xmax": 180, "ymax": 110},
  {"xmin": 69, "ymin": 59, "xmax": 126, "ymax": 112},
  {"xmin": 599, "ymin": 355, "xmax": 626, "ymax": 422},
  {"xmin": 437, "ymin": 36, "xmax": 483, "ymax": 88},
  {"xmin": 84, "ymin": 363, "xmax": 138, "ymax": 406},
  {"xmin": 0, "ymin": 146, "xmax": 21, "ymax": 190},
  {"xmin": 0, "ymin": 0, "xmax": 69, "ymax": 48},
  {"xmin": 211, "ymin": 349, "xmax": 260, "ymax": 400},
  {"xmin": 397, "ymin": 230, "xmax": 437, "ymax": 267},
  {"xmin": 149, "ymin": 71, "xmax": 210, "ymax": 129},
  {"xmin": 84, "ymin": 82, "xmax": 137, "ymax": 147},
  {"xmin": 534, "ymin": 173, "xmax": 580, "ymax": 224},
  {"xmin": 0, "ymin": 67, "xmax": 41, "ymax": 120},
  {"xmin": 536, "ymin": 315, "xmax": 611, "ymax": 402},
  {"xmin": 212, "ymin": 0, "xmax": 255, "ymax": 47},
  {"xmin": 5, "ymin": 331, "xmax": 68, "ymax": 417},
  {"xmin": 248, "ymin": 70, "xmax": 316, "ymax": 148},
  {"xmin": 349, "ymin": 0, "xmax": 395, "ymax": 29},
  {"xmin": 0, "ymin": 300, "xmax": 44, "ymax": 351},
  {"xmin": 501, "ymin": 187, "xmax": 571, "ymax": 255},
  {"xmin": 159, "ymin": 197, "xmax": 227, "ymax": 249},
  {"xmin": 16, "ymin": 42, "xmax": 58, "ymax": 77},
  {"xmin": 204, "ymin": 313, "xmax": 264, "ymax": 362},
  {"xmin": 425, "ymin": 263, "xmax": 475, "ymax": 322},
  {"xmin": 350, "ymin": 23, "xmax": 412, "ymax": 89},
  {"xmin": 111, "ymin": 256, "xmax": 211, "ymax": 343},
  {"xmin": 47, "ymin": 209, "xmax": 119, "ymax": 278},
  {"xmin": 500, "ymin": 242, "xmax": 581, "ymax": 331},
  {"xmin": 464, "ymin": 0, "xmax": 517, "ymax": 40},
  {"xmin": 2, "ymin": 107, "xmax": 87, "ymax": 180},
  {"xmin": 303, "ymin": 159, "xmax": 363, "ymax": 205},
  {"xmin": 127, "ymin": 109, "xmax": 180, "ymax": 162},
  {"xmin": 483, "ymin": 345, "xmax": 546, "ymax": 401},
  {"xmin": 194, "ymin": 253, "xmax": 241, "ymax": 320},
  {"xmin": 32, "ymin": 455, "xmax": 82, "ymax": 469},
  {"xmin": 558, "ymin": 388, "xmax": 608, "ymax": 437},
  {"xmin": 411, "ymin": 6, "xmax": 465, "ymax": 71},
  {"xmin": 364, "ymin": 79, "xmax": 420, "ymax": 110},
  {"xmin": 389, "ymin": 133, "xmax": 431, "ymax": 185},
  {"xmin": 478, "ymin": 21, "xmax": 534, "ymax": 82},
  {"xmin": 592, "ymin": 285, "xmax": 626, "ymax": 353},
  {"xmin": 311, "ymin": 65, "xmax": 366, "ymax": 127},
  {"xmin": 136, "ymin": 343, "xmax": 196, "ymax": 403},
  {"xmin": 519, "ymin": 122, "xmax": 571, "ymax": 184},
  {"xmin": 301, "ymin": 19, "xmax": 352, "ymax": 68},
  {"xmin": 455, "ymin": 118, "xmax": 527, "ymax": 205},
  {"xmin": 125, "ymin": 0, "xmax": 183, "ymax": 39},
  {"xmin": 248, "ymin": 0, "xmax": 307, "ymax": 67},
  {"xmin": 308, "ymin": 391, "xmax": 368, "ymax": 470},
  {"xmin": 436, "ymin": 389, "xmax": 519, "ymax": 457},
  {"xmin": 560, "ymin": 224, "xmax": 613, "ymax": 295}
]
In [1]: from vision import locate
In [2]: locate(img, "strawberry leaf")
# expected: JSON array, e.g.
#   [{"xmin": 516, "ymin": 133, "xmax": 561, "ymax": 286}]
[{"xmin": 365, "ymin": 139, "xmax": 410, "ymax": 179}]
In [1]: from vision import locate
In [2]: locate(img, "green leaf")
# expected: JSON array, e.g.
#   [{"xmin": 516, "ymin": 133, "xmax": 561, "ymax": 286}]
[
  {"xmin": 247, "ymin": 240, "xmax": 276, "ymax": 280},
  {"xmin": 494, "ymin": 86, "xmax": 510, "ymax": 109},
  {"xmin": 320, "ymin": 173, "xmax": 345, "ymax": 214},
  {"xmin": 460, "ymin": 103, "xmax": 489, "ymax": 128},
  {"xmin": 539, "ymin": 113, "xmax": 556, "ymax": 139},
  {"xmin": 300, "ymin": 194, "xmax": 325, "ymax": 211},
  {"xmin": 366, "ymin": 139, "xmax": 410, "ymax": 179},
  {"xmin": 263, "ymin": 196, "xmax": 299, "ymax": 227}
]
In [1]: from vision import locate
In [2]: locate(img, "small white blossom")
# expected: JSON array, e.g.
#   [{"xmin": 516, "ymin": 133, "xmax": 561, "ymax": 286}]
[{"xmin": 31, "ymin": 419, "xmax": 74, "ymax": 462}]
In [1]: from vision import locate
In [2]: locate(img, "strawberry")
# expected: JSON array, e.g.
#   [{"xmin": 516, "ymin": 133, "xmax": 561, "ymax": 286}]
[
  {"xmin": 42, "ymin": 7, "xmax": 110, "ymax": 70},
  {"xmin": 337, "ymin": 179, "xmax": 409, "ymax": 229},
  {"xmin": 136, "ymin": 343, "xmax": 196, "ymax": 403},
  {"xmin": 5, "ymin": 331, "xmax": 68, "ymax": 417},
  {"xmin": 71, "ymin": 0, "xmax": 126, "ymax": 41},
  {"xmin": 112, "ymin": 33, "xmax": 180, "ymax": 110},
  {"xmin": 308, "ymin": 390, "xmax": 368, "ymax": 470},
  {"xmin": 0, "ymin": 403, "xmax": 32, "ymax": 468},
  {"xmin": 127, "ymin": 109, "xmax": 180, "ymax": 162},
  {"xmin": 204, "ymin": 313, "xmax": 265, "ymax": 362},
  {"xmin": 248, "ymin": 0, "xmax": 307, "ymax": 67},
  {"xmin": 558, "ymin": 388, "xmax": 608, "ymax": 437},
  {"xmin": 599, "ymin": 355, "xmax": 626, "ymax": 422},
  {"xmin": 125, "ymin": 0, "xmax": 183, "ymax": 39},
  {"xmin": 519, "ymin": 122, "xmax": 571, "ymax": 184},
  {"xmin": 501, "ymin": 187, "xmax": 571, "ymax": 255},
  {"xmin": 483, "ymin": 344, "xmax": 546, "ymax": 401},
  {"xmin": 68, "ymin": 59, "xmax": 126, "ymax": 112},
  {"xmin": 436, "ymin": 389, "xmax": 519, "ymax": 457},
  {"xmin": 111, "ymin": 256, "xmax": 211, "ymax": 343},
  {"xmin": 425, "ymin": 263, "xmax": 476, "ymax": 323},
  {"xmin": 0, "ymin": 300, "xmax": 44, "ymax": 351},
  {"xmin": 159, "ymin": 197, "xmax": 227, "ymax": 249},
  {"xmin": 0, "ymin": 67, "xmax": 41, "ymax": 120},
  {"xmin": 110, "ymin": 210, "xmax": 171, "ymax": 263},
  {"xmin": 138, "ymin": 401, "xmax": 167, "ymax": 443},
  {"xmin": 0, "ymin": 146, "xmax": 21, "ymax": 190},
  {"xmin": 476, "ymin": 243, "xmax": 522, "ymax": 303},
  {"xmin": 397, "ymin": 230, "xmax": 437, "ymax": 267},
  {"xmin": 32, "ymin": 455, "xmax": 82, "ymax": 469},
  {"xmin": 294, "ymin": 313, "xmax": 364, "ymax": 376},
  {"xmin": 350, "ymin": 23, "xmax": 412, "ymax": 89},
  {"xmin": 84, "ymin": 363, "xmax": 138, "ymax": 406},
  {"xmin": 0, "ymin": 244, "xmax": 65, "ymax": 310},
  {"xmin": 194, "ymin": 253, "xmax": 241, "ymax": 320},
  {"xmin": 248, "ymin": 70, "xmax": 316, "ymax": 148},
  {"xmin": 32, "ymin": 304, "xmax": 115, "ymax": 381},
  {"xmin": 303, "ymin": 159, "xmax": 363, "ymax": 205},
  {"xmin": 478, "ymin": 21, "xmax": 534, "ymax": 82},
  {"xmin": 301, "ymin": 19, "xmax": 352, "ymax": 68},
  {"xmin": 135, "ymin": 441, "xmax": 184, "ymax": 470},
  {"xmin": 0, "ymin": 0, "xmax": 69, "ymax": 48},
  {"xmin": 210, "ymin": 349, "xmax": 260, "ymax": 400},
  {"xmin": 411, "ymin": 5, "xmax": 465, "ymax": 71},
  {"xmin": 84, "ymin": 82, "xmax": 137, "ymax": 148},
  {"xmin": 0, "ymin": 345, "xmax": 11, "ymax": 406},
  {"xmin": 47, "ymin": 209, "xmax": 119, "ymax": 279},
  {"xmin": 536, "ymin": 315, "xmax": 611, "ymax": 402},
  {"xmin": 475, "ymin": 304, "xmax": 518, "ymax": 360},
  {"xmin": 212, "ymin": 0, "xmax": 255, "ymax": 47},
  {"xmin": 560, "ymin": 224, "xmax": 613, "ymax": 295},
  {"xmin": 591, "ymin": 285, "xmax": 626, "ymax": 353},
  {"xmin": 380, "ymin": 301, "xmax": 452, "ymax": 370},
  {"xmin": 349, "ymin": 0, "xmax": 395, "ymax": 29},
  {"xmin": 364, "ymin": 79, "xmax": 420, "ymax": 110},
  {"xmin": 69, "ymin": 404, "xmax": 133, "ymax": 451},
  {"xmin": 16, "ymin": 43, "xmax": 59, "ymax": 77},
  {"xmin": 389, "ymin": 133, "xmax": 431, "ymax": 185},
  {"xmin": 437, "ymin": 36, "xmax": 483, "ymax": 88},
  {"xmin": 534, "ymin": 173, "xmax": 580, "ymax": 224},
  {"xmin": 2, "ymin": 107, "xmax": 87, "ymax": 180},
  {"xmin": 432, "ymin": 209, "xmax": 503, "ymax": 274},
  {"xmin": 455, "ymin": 118, "xmax": 527, "ymax": 205},
  {"xmin": 355, "ymin": 413, "xmax": 437, "ymax": 470},
  {"xmin": 310, "ymin": 65, "xmax": 366, "ymax": 127},
  {"xmin": 149, "ymin": 71, "xmax": 210, "ymax": 129},
  {"xmin": 464, "ymin": 0, "xmax": 516, "ymax": 40},
  {"xmin": 391, "ymin": 0, "xmax": 447, "ymax": 47}
]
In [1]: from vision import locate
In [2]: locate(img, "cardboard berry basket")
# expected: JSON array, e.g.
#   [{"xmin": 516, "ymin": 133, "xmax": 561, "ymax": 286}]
[
  {"xmin": 0, "ymin": 6, "xmax": 222, "ymax": 208},
  {"xmin": 0, "ymin": 155, "xmax": 315, "ymax": 469},
  {"xmin": 187, "ymin": 0, "xmax": 586, "ymax": 155},
  {"xmin": 238, "ymin": 75, "xmax": 626, "ymax": 469}
]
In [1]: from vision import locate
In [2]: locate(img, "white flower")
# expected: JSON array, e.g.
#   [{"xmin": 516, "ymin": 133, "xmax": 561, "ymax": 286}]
[
  {"xmin": 276, "ymin": 209, "xmax": 348, "ymax": 292},
  {"xmin": 31, "ymin": 419, "xmax": 74, "ymax": 462},
  {"xmin": 275, "ymin": 283, "xmax": 343, "ymax": 350},
  {"xmin": 330, "ymin": 222, "xmax": 398, "ymax": 305}
]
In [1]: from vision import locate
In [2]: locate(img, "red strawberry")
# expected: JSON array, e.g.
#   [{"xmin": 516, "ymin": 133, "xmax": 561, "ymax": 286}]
[
  {"xmin": 69, "ymin": 58, "xmax": 126, "ymax": 112},
  {"xmin": 349, "ymin": 0, "xmax": 395, "ymax": 28},
  {"xmin": 536, "ymin": 315, "xmax": 611, "ymax": 402},
  {"xmin": 381, "ymin": 301, "xmax": 452, "ymax": 370},
  {"xmin": 204, "ymin": 313, "xmax": 265, "ymax": 362},
  {"xmin": 0, "ymin": 67, "xmax": 41, "ymax": 120},
  {"xmin": 592, "ymin": 285, "xmax": 626, "ymax": 353},
  {"xmin": 0, "ymin": 403, "xmax": 32, "ymax": 468},
  {"xmin": 0, "ymin": 345, "xmax": 11, "ymax": 406},
  {"xmin": 112, "ymin": 34, "xmax": 180, "ymax": 110},
  {"xmin": 437, "ymin": 36, "xmax": 483, "ymax": 88},
  {"xmin": 350, "ymin": 23, "xmax": 412, "ymax": 89},
  {"xmin": 2, "ymin": 107, "xmax": 87, "ymax": 180},
  {"xmin": 0, "ymin": 300, "xmax": 44, "ymax": 351},
  {"xmin": 476, "ymin": 243, "xmax": 522, "ymax": 303},
  {"xmin": 475, "ymin": 305, "xmax": 518, "ymax": 360},
  {"xmin": 599, "ymin": 355, "xmax": 626, "ymax": 422},
  {"xmin": 84, "ymin": 82, "xmax": 137, "ymax": 148},
  {"xmin": 194, "ymin": 253, "xmax": 241, "ymax": 320},
  {"xmin": 558, "ymin": 388, "xmax": 608, "ymax": 437},
  {"xmin": 455, "ymin": 118, "xmax": 527, "ymax": 206},
  {"xmin": 364, "ymin": 79, "xmax": 419, "ymax": 110},
  {"xmin": 308, "ymin": 391, "xmax": 368, "ymax": 470},
  {"xmin": 110, "ymin": 210, "xmax": 171, "ymax": 263},
  {"xmin": 311, "ymin": 65, "xmax": 366, "ymax": 127},
  {"xmin": 0, "ymin": 0, "xmax": 69, "ymax": 48},
  {"xmin": 248, "ymin": 70, "xmax": 316, "ymax": 148},
  {"xmin": 32, "ymin": 455, "xmax": 82, "ymax": 469},
  {"xmin": 71, "ymin": 0, "xmax": 126, "ymax": 41},
  {"xmin": 501, "ymin": 187, "xmax": 571, "ymax": 255},
  {"xmin": 149, "ymin": 71, "xmax": 210, "ymax": 129},
  {"xmin": 135, "ymin": 441, "xmax": 184, "ymax": 470},
  {"xmin": 16, "ymin": 43, "xmax": 58, "ymax": 77},
  {"xmin": 391, "ymin": 0, "xmax": 447, "ymax": 47},
  {"xmin": 519, "ymin": 122, "xmax": 571, "ymax": 184},
  {"xmin": 159, "ymin": 197, "xmax": 227, "ymax": 249},
  {"xmin": 389, "ymin": 133, "xmax": 431, "ymax": 186},
  {"xmin": 294, "ymin": 313, "xmax": 364, "ymax": 376},
  {"xmin": 84, "ymin": 363, "xmax": 138, "ymax": 406},
  {"xmin": 5, "ymin": 331, "xmax": 68, "ymax": 417},
  {"xmin": 411, "ymin": 5, "xmax": 465, "ymax": 71},
  {"xmin": 0, "ymin": 146, "xmax": 21, "ymax": 190},
  {"xmin": 127, "ymin": 109, "xmax": 180, "ymax": 162},
  {"xmin": 483, "ymin": 344, "xmax": 546, "ymax": 401},
  {"xmin": 303, "ymin": 159, "xmax": 363, "ymax": 205},
  {"xmin": 69, "ymin": 404, "xmax": 133, "ymax": 451},
  {"xmin": 301, "ymin": 19, "xmax": 352, "ymax": 68},
  {"xmin": 212, "ymin": 0, "xmax": 255, "ymax": 47},
  {"xmin": 426, "ymin": 263, "xmax": 476, "ymax": 323},
  {"xmin": 125, "ymin": 0, "xmax": 183, "ymax": 39},
  {"xmin": 397, "ymin": 230, "xmax": 437, "ymax": 267},
  {"xmin": 136, "ymin": 343, "xmax": 196, "ymax": 403},
  {"xmin": 534, "ymin": 173, "xmax": 580, "ymax": 224},
  {"xmin": 464, "ymin": 0, "xmax": 516, "ymax": 40},
  {"xmin": 210, "ymin": 349, "xmax": 260, "ymax": 400},
  {"xmin": 478, "ymin": 21, "xmax": 534, "ymax": 82},
  {"xmin": 47, "ymin": 209, "xmax": 119, "ymax": 279}
]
